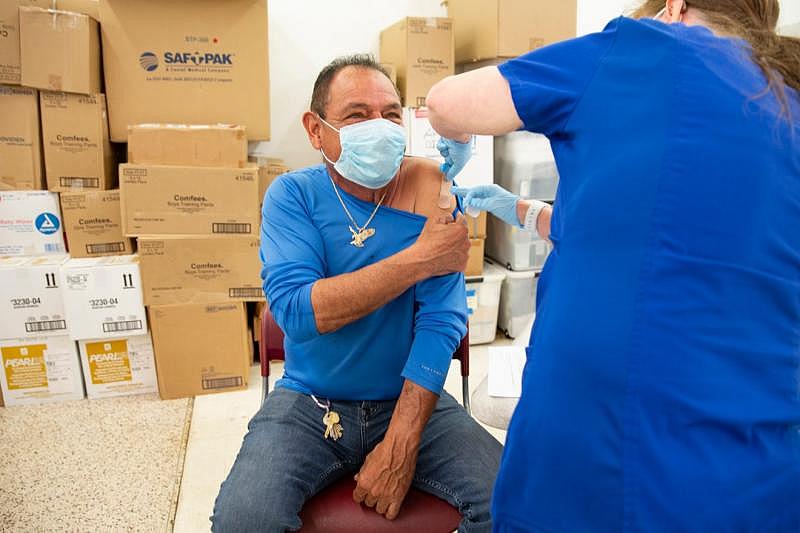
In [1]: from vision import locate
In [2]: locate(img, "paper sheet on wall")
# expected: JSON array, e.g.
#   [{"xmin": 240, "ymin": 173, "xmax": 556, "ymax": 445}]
[{"xmin": 488, "ymin": 346, "xmax": 526, "ymax": 398}]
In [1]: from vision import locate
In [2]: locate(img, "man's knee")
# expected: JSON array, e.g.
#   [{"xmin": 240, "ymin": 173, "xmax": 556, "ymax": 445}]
[{"xmin": 211, "ymin": 478, "xmax": 302, "ymax": 532}]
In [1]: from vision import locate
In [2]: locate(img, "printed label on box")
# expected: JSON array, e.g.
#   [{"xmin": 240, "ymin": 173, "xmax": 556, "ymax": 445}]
[
  {"xmin": 2, "ymin": 344, "xmax": 47, "ymax": 390},
  {"xmin": 84, "ymin": 339, "xmax": 132, "ymax": 384}
]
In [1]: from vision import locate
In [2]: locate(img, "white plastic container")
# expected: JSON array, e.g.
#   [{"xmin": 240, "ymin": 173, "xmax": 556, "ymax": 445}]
[
  {"xmin": 465, "ymin": 262, "xmax": 506, "ymax": 345},
  {"xmin": 494, "ymin": 132, "xmax": 559, "ymax": 201},
  {"xmin": 486, "ymin": 214, "xmax": 552, "ymax": 271},
  {"xmin": 494, "ymin": 260, "xmax": 539, "ymax": 339}
]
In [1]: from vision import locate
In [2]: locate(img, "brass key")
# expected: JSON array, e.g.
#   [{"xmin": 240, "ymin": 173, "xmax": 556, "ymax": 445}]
[{"xmin": 323, "ymin": 410, "xmax": 343, "ymax": 441}]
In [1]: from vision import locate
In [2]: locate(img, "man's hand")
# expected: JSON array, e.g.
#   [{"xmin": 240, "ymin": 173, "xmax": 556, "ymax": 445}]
[
  {"xmin": 352, "ymin": 432, "xmax": 419, "ymax": 520},
  {"xmin": 410, "ymin": 214, "xmax": 470, "ymax": 277}
]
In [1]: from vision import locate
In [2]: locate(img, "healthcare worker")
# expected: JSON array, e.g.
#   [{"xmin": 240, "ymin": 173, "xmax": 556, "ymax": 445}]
[{"xmin": 427, "ymin": 0, "xmax": 800, "ymax": 531}]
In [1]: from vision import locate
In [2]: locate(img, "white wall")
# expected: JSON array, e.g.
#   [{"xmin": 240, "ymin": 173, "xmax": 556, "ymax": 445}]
[{"xmin": 252, "ymin": 0, "xmax": 800, "ymax": 170}]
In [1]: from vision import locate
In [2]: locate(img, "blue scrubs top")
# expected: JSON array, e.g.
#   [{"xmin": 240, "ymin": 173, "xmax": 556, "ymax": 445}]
[{"xmin": 493, "ymin": 17, "xmax": 800, "ymax": 532}]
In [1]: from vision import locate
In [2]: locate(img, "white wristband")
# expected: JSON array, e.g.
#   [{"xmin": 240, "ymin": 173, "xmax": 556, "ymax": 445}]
[{"xmin": 522, "ymin": 200, "xmax": 549, "ymax": 234}]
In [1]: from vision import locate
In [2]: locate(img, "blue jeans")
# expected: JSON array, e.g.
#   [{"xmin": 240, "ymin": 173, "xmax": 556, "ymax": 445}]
[{"xmin": 211, "ymin": 387, "xmax": 503, "ymax": 532}]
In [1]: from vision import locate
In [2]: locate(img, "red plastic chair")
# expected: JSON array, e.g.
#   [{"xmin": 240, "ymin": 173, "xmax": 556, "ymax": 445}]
[{"xmin": 258, "ymin": 305, "xmax": 468, "ymax": 533}]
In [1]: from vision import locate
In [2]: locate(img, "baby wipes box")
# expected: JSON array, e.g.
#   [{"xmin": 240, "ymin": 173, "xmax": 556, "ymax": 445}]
[
  {"xmin": 0, "ymin": 191, "xmax": 66, "ymax": 256},
  {"xmin": 77, "ymin": 332, "xmax": 157, "ymax": 399},
  {"xmin": 0, "ymin": 335, "xmax": 84, "ymax": 406}
]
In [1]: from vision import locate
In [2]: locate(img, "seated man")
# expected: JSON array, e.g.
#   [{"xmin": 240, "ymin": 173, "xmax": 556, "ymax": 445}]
[{"xmin": 212, "ymin": 54, "xmax": 502, "ymax": 532}]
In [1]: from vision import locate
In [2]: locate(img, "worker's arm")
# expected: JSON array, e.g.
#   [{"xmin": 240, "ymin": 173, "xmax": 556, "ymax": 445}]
[
  {"xmin": 429, "ymin": 23, "xmax": 621, "ymax": 141},
  {"xmin": 261, "ymin": 177, "xmax": 470, "ymax": 341},
  {"xmin": 426, "ymin": 66, "xmax": 523, "ymax": 140},
  {"xmin": 518, "ymin": 200, "xmax": 553, "ymax": 242},
  {"xmin": 354, "ymin": 267, "xmax": 467, "ymax": 519}
]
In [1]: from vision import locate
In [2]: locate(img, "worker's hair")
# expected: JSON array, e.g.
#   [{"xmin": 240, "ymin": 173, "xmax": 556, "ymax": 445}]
[
  {"xmin": 632, "ymin": 0, "xmax": 800, "ymax": 120},
  {"xmin": 310, "ymin": 54, "xmax": 396, "ymax": 118}
]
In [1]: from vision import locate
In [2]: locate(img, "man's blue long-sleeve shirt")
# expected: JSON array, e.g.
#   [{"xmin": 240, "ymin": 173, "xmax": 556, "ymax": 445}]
[{"xmin": 260, "ymin": 165, "xmax": 467, "ymax": 400}]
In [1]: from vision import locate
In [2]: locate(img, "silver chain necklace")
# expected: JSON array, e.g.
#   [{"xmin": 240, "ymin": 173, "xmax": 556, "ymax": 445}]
[{"xmin": 328, "ymin": 174, "xmax": 386, "ymax": 248}]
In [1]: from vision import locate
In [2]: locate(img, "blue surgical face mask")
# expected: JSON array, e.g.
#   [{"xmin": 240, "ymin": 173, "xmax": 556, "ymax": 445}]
[{"xmin": 318, "ymin": 116, "xmax": 406, "ymax": 189}]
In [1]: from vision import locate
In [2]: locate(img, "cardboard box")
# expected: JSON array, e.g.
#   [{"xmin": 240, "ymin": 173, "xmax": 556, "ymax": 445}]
[
  {"xmin": 1, "ymin": 1, "xmax": 100, "ymax": 85},
  {"xmin": 0, "ymin": 191, "xmax": 66, "ymax": 256},
  {"xmin": 257, "ymin": 161, "xmax": 290, "ymax": 206},
  {"xmin": 466, "ymin": 238, "xmax": 485, "ymax": 277},
  {"xmin": 467, "ymin": 211, "xmax": 487, "ymax": 239},
  {"xmin": 0, "ymin": 84, "xmax": 43, "ymax": 190},
  {"xmin": 119, "ymin": 164, "xmax": 260, "ymax": 237},
  {"xmin": 0, "ymin": 255, "xmax": 69, "ymax": 340},
  {"xmin": 40, "ymin": 91, "xmax": 115, "ymax": 191},
  {"xmin": 99, "ymin": 0, "xmax": 270, "ymax": 141},
  {"xmin": 137, "ymin": 236, "xmax": 263, "ymax": 306},
  {"xmin": 448, "ymin": 0, "xmax": 577, "ymax": 63},
  {"xmin": 19, "ymin": 6, "xmax": 101, "ymax": 94},
  {"xmin": 127, "ymin": 124, "xmax": 248, "ymax": 168},
  {"xmin": 404, "ymin": 107, "xmax": 493, "ymax": 189},
  {"xmin": 77, "ymin": 332, "xmax": 157, "ymax": 399},
  {"xmin": 380, "ymin": 17, "xmax": 454, "ymax": 107},
  {"xmin": 59, "ymin": 255, "xmax": 148, "ymax": 340},
  {"xmin": 0, "ymin": 335, "xmax": 84, "ymax": 406},
  {"xmin": 149, "ymin": 302, "xmax": 250, "ymax": 400},
  {"xmin": 60, "ymin": 189, "xmax": 133, "ymax": 258}
]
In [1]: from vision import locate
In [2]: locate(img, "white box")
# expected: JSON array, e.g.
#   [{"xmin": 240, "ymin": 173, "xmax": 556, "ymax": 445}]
[
  {"xmin": 0, "ymin": 255, "xmax": 69, "ymax": 340},
  {"xmin": 0, "ymin": 335, "xmax": 84, "ymax": 406},
  {"xmin": 78, "ymin": 332, "xmax": 157, "ymax": 399},
  {"xmin": 404, "ymin": 107, "xmax": 494, "ymax": 189},
  {"xmin": 60, "ymin": 255, "xmax": 148, "ymax": 340},
  {"xmin": 465, "ymin": 261, "xmax": 505, "ymax": 345},
  {"xmin": 494, "ymin": 260, "xmax": 539, "ymax": 339},
  {"xmin": 487, "ymin": 214, "xmax": 552, "ymax": 271},
  {"xmin": 0, "ymin": 190, "xmax": 66, "ymax": 256},
  {"xmin": 494, "ymin": 132, "xmax": 559, "ymax": 202}
]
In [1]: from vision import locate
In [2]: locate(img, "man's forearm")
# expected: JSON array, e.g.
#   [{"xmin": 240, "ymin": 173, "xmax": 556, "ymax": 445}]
[
  {"xmin": 311, "ymin": 247, "xmax": 428, "ymax": 335},
  {"xmin": 385, "ymin": 379, "xmax": 438, "ymax": 447}
]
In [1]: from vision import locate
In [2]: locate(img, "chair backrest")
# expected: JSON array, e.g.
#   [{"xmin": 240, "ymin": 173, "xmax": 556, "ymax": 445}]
[{"xmin": 260, "ymin": 305, "xmax": 469, "ymax": 378}]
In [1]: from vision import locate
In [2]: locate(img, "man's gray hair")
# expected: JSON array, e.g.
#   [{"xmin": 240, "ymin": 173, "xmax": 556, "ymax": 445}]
[{"xmin": 310, "ymin": 54, "xmax": 395, "ymax": 118}]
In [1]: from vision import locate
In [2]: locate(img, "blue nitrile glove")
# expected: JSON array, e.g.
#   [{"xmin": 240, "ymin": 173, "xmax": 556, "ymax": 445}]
[
  {"xmin": 451, "ymin": 184, "xmax": 522, "ymax": 227},
  {"xmin": 437, "ymin": 137, "xmax": 472, "ymax": 182}
]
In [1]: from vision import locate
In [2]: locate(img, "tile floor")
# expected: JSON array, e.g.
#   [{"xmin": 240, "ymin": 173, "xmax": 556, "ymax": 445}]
[{"xmin": 173, "ymin": 334, "xmax": 521, "ymax": 532}]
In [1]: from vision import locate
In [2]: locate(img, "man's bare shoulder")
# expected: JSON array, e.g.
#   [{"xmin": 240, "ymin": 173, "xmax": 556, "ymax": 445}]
[{"xmin": 397, "ymin": 157, "xmax": 456, "ymax": 219}]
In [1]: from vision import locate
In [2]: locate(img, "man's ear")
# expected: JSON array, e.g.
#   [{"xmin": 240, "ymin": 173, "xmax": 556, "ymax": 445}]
[{"xmin": 302, "ymin": 111, "xmax": 323, "ymax": 150}]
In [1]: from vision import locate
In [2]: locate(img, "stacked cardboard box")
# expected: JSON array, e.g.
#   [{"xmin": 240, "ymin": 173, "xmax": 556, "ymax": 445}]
[
  {"xmin": 249, "ymin": 155, "xmax": 290, "ymax": 208},
  {"xmin": 39, "ymin": 91, "xmax": 116, "ymax": 192},
  {"xmin": 99, "ymin": 0, "xmax": 270, "ymax": 141},
  {"xmin": 0, "ymin": 84, "xmax": 43, "ymax": 190},
  {"xmin": 59, "ymin": 255, "xmax": 156, "ymax": 399},
  {"xmin": 0, "ymin": 190, "xmax": 67, "ymax": 256},
  {"xmin": 60, "ymin": 189, "xmax": 133, "ymax": 258},
  {"xmin": 123, "ymin": 124, "xmax": 258, "ymax": 399},
  {"xmin": 0, "ymin": 256, "xmax": 84, "ymax": 406},
  {"xmin": 380, "ymin": 17, "xmax": 454, "ymax": 107},
  {"xmin": 447, "ymin": 0, "xmax": 577, "ymax": 63}
]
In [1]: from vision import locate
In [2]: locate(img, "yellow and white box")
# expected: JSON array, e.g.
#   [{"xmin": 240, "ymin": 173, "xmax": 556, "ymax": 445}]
[
  {"xmin": 0, "ymin": 255, "xmax": 69, "ymax": 340},
  {"xmin": 78, "ymin": 332, "xmax": 157, "ymax": 399},
  {"xmin": 0, "ymin": 335, "xmax": 84, "ymax": 406},
  {"xmin": 0, "ymin": 190, "xmax": 66, "ymax": 256},
  {"xmin": 60, "ymin": 254, "xmax": 147, "ymax": 340}
]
